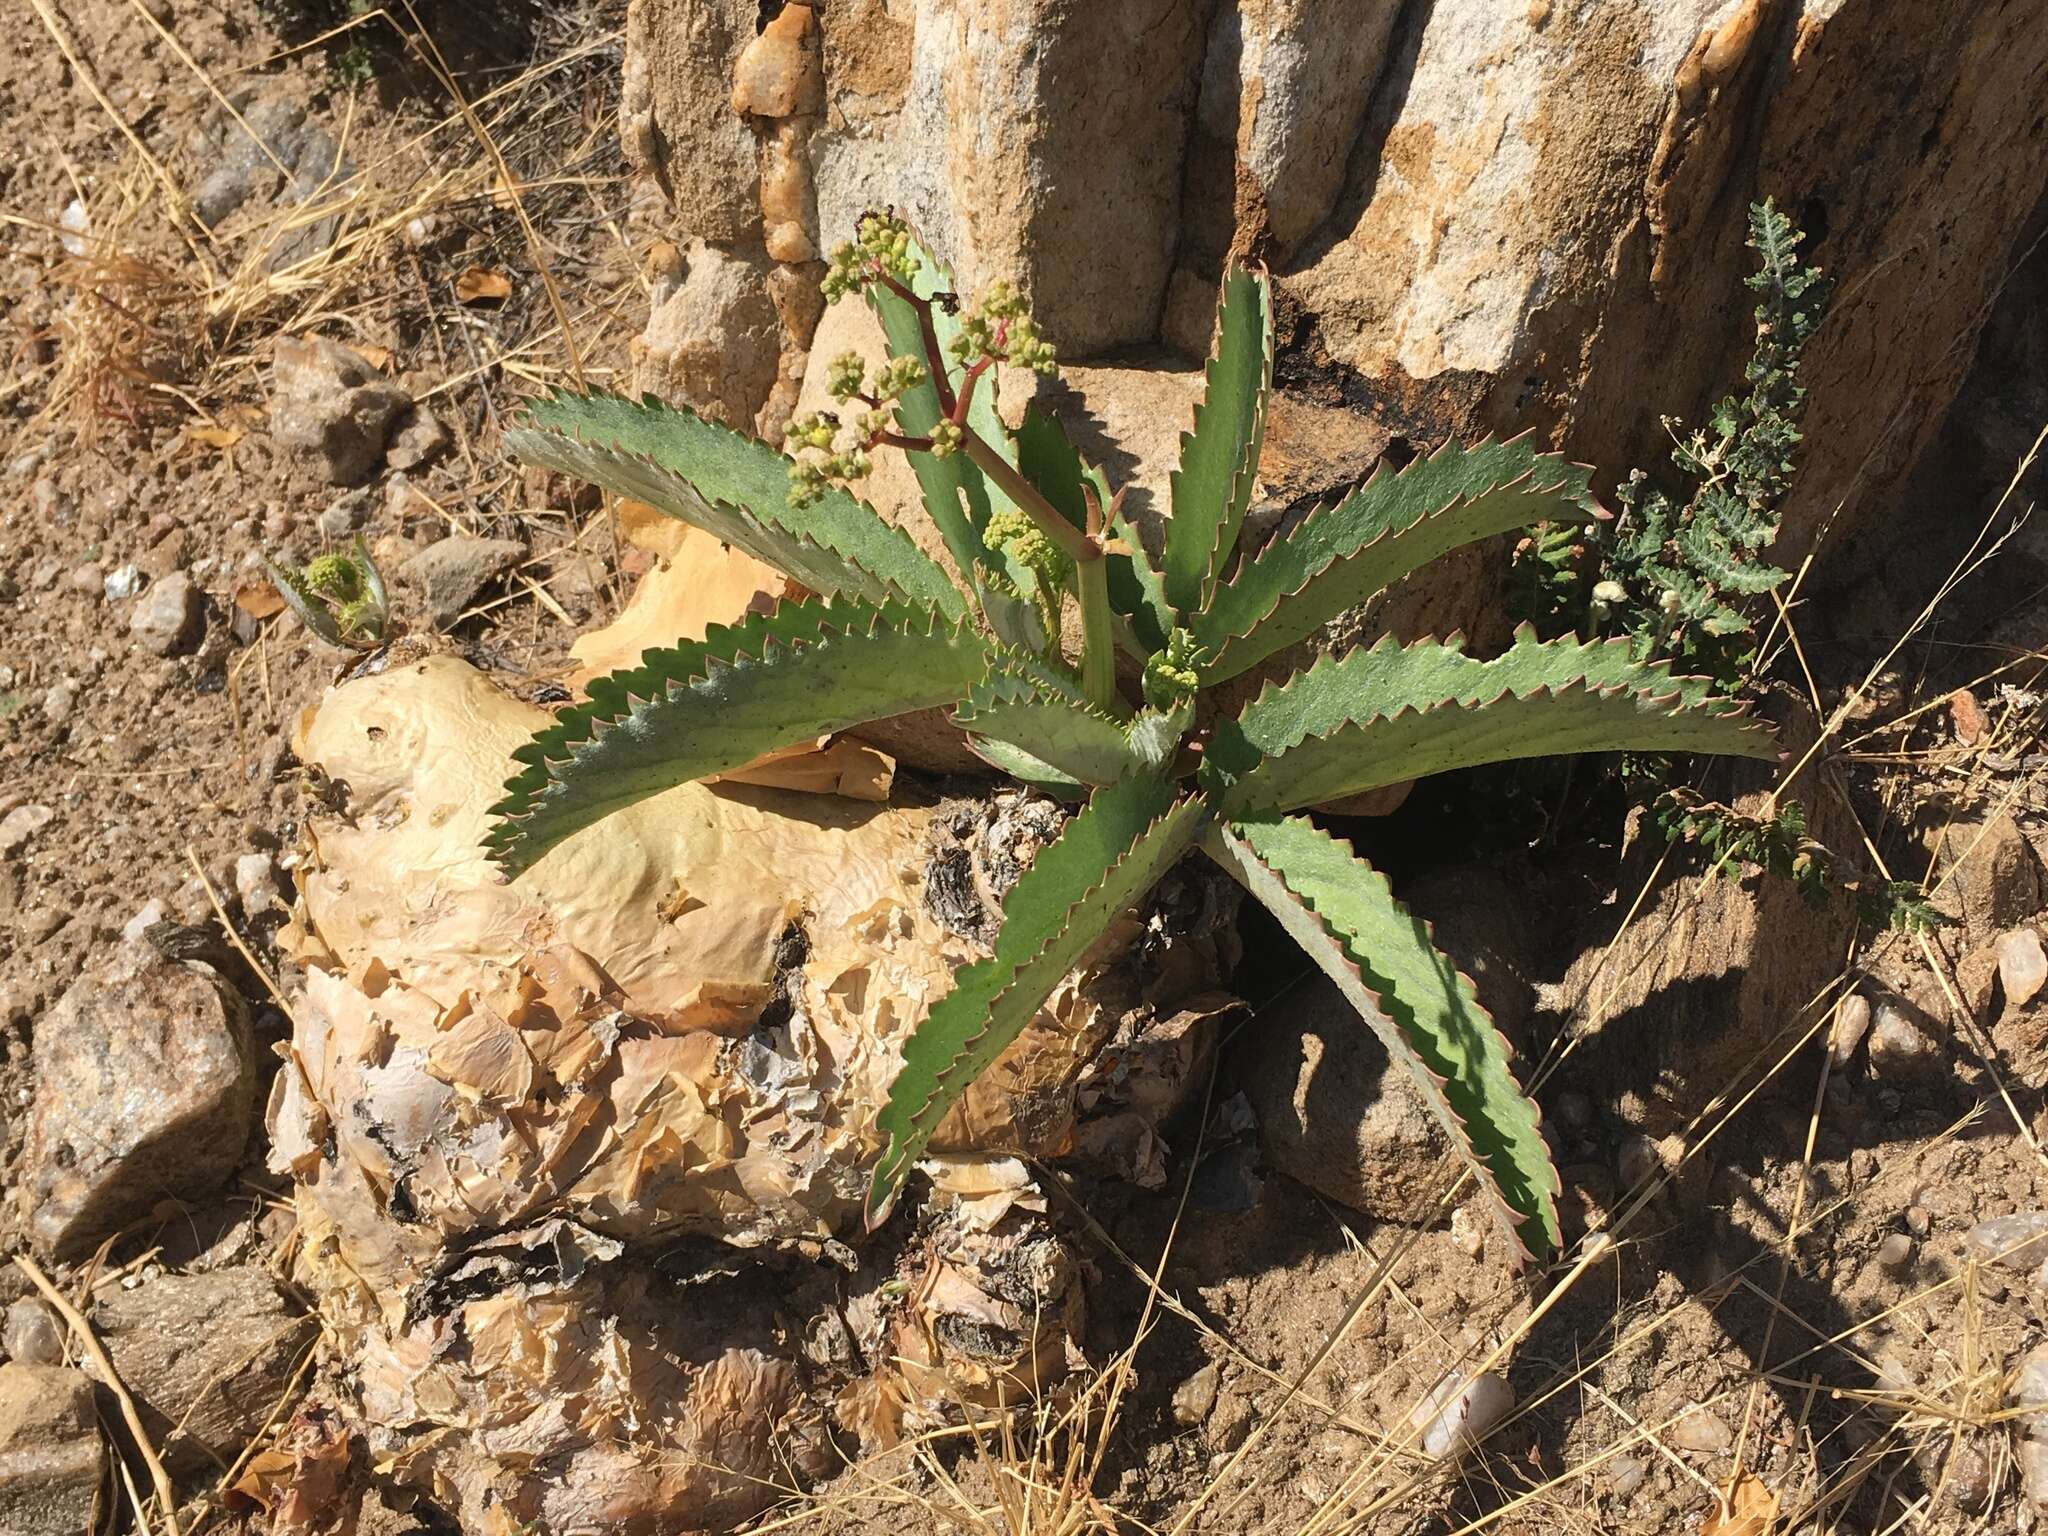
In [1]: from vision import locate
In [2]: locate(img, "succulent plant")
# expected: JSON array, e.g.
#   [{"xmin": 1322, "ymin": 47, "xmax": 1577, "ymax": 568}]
[
  {"xmin": 264, "ymin": 535, "xmax": 389, "ymax": 647},
  {"xmin": 485, "ymin": 217, "xmax": 1776, "ymax": 1262}
]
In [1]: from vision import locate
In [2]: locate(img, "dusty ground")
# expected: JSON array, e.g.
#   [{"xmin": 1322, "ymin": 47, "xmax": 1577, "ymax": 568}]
[{"xmin": 5, "ymin": 4, "xmax": 2048, "ymax": 1536}]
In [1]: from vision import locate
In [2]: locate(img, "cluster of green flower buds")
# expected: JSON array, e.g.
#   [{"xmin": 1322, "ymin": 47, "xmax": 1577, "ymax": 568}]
[
  {"xmin": 823, "ymin": 350, "xmax": 928, "ymax": 409},
  {"xmin": 983, "ymin": 504, "xmax": 1071, "ymax": 643},
  {"xmin": 789, "ymin": 349, "xmax": 943, "ymax": 505},
  {"xmin": 784, "ymin": 410, "xmax": 873, "ymax": 507},
  {"xmin": 1143, "ymin": 627, "xmax": 1202, "ymax": 712},
  {"xmin": 304, "ymin": 553, "xmax": 383, "ymax": 638},
  {"xmin": 821, "ymin": 212, "xmax": 921, "ymax": 303},
  {"xmin": 949, "ymin": 280, "xmax": 1057, "ymax": 375}
]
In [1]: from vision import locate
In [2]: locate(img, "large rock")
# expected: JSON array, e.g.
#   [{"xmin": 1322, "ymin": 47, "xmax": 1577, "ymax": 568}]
[
  {"xmin": 629, "ymin": 241, "xmax": 784, "ymax": 429},
  {"xmin": 270, "ymin": 336, "xmax": 411, "ymax": 485},
  {"xmin": 1176, "ymin": 0, "xmax": 1404, "ymax": 290},
  {"xmin": 0, "ymin": 1363, "xmax": 105, "ymax": 1536},
  {"xmin": 623, "ymin": 0, "xmax": 2048, "ymax": 599},
  {"xmin": 620, "ymin": 0, "xmax": 761, "ymax": 246},
  {"xmin": 1239, "ymin": 863, "xmax": 1536, "ymax": 1224},
  {"xmin": 87, "ymin": 1268, "xmax": 315, "ymax": 1475},
  {"xmin": 1928, "ymin": 811, "xmax": 2043, "ymax": 941},
  {"xmin": 21, "ymin": 948, "xmax": 255, "ymax": 1259},
  {"xmin": 266, "ymin": 649, "xmax": 1236, "ymax": 1532}
]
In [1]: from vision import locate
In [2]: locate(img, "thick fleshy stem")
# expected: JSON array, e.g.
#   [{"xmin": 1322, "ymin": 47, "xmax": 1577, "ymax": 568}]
[
  {"xmin": 1075, "ymin": 554, "xmax": 1118, "ymax": 715},
  {"xmin": 1074, "ymin": 480, "xmax": 1120, "ymax": 714},
  {"xmin": 878, "ymin": 272, "xmax": 955, "ymax": 418}
]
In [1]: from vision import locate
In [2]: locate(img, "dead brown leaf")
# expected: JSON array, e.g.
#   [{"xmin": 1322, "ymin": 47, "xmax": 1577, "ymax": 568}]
[
  {"xmin": 234, "ymin": 580, "xmax": 287, "ymax": 620},
  {"xmin": 1702, "ymin": 1471, "xmax": 1780, "ymax": 1536},
  {"xmin": 227, "ymin": 1403, "xmax": 354, "ymax": 1535},
  {"xmin": 455, "ymin": 265, "xmax": 514, "ymax": 305}
]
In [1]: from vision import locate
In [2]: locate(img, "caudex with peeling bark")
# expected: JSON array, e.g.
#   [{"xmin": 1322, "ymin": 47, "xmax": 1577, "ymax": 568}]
[{"xmin": 483, "ymin": 213, "xmax": 1777, "ymax": 1261}]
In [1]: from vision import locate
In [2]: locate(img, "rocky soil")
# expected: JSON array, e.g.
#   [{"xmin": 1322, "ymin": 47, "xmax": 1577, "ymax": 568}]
[{"xmin": 3, "ymin": 3, "xmax": 2048, "ymax": 1536}]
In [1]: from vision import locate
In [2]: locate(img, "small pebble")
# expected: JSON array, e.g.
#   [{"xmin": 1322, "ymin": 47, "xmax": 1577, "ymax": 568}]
[
  {"xmin": 121, "ymin": 898, "xmax": 168, "ymax": 945},
  {"xmin": 1410, "ymin": 1369, "xmax": 1514, "ymax": 1460},
  {"xmin": 2011, "ymin": 1343, "xmax": 2048, "ymax": 1420},
  {"xmin": 0, "ymin": 803, "xmax": 55, "ymax": 854},
  {"xmin": 1999, "ymin": 928, "xmax": 2047, "ymax": 1008},
  {"xmin": 103, "ymin": 562, "xmax": 143, "ymax": 600},
  {"xmin": 1, "ymin": 1297, "xmax": 64, "ymax": 1365},
  {"xmin": 1605, "ymin": 1452, "xmax": 1646, "ymax": 1496},
  {"xmin": 68, "ymin": 562, "xmax": 102, "ymax": 593},
  {"xmin": 1874, "ymin": 1350, "xmax": 1917, "ymax": 1395},
  {"xmin": 1940, "ymin": 1435, "xmax": 1994, "ymax": 1510},
  {"xmin": 58, "ymin": 197, "xmax": 90, "ymax": 257},
  {"xmin": 129, "ymin": 570, "xmax": 202, "ymax": 656},
  {"xmin": 1964, "ymin": 1211, "xmax": 2048, "ymax": 1271},
  {"xmin": 1867, "ymin": 1000, "xmax": 1941, "ymax": 1079},
  {"xmin": 319, "ymin": 489, "xmax": 373, "ymax": 539},
  {"xmin": 1876, "ymin": 1232, "xmax": 1913, "ymax": 1269},
  {"xmin": 1172, "ymin": 1360, "xmax": 1219, "ymax": 1427},
  {"xmin": 261, "ymin": 506, "xmax": 295, "ymax": 542},
  {"xmin": 1616, "ymin": 1132, "xmax": 1661, "ymax": 1191},
  {"xmin": 1905, "ymin": 1205, "xmax": 1932, "ymax": 1238},
  {"xmin": 1552, "ymin": 1089, "xmax": 1592, "ymax": 1131},
  {"xmin": 1828, "ymin": 993, "xmax": 1872, "ymax": 1067},
  {"xmin": 1450, "ymin": 1204, "xmax": 1487, "ymax": 1258},
  {"xmin": 41, "ymin": 683, "xmax": 75, "ymax": 725},
  {"xmin": 234, "ymin": 852, "xmax": 282, "ymax": 917},
  {"xmin": 1668, "ymin": 1407, "xmax": 1732, "ymax": 1454}
]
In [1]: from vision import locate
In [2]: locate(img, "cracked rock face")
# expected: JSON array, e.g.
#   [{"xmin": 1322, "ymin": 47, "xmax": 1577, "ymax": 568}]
[{"xmin": 621, "ymin": 0, "xmax": 2048, "ymax": 605}]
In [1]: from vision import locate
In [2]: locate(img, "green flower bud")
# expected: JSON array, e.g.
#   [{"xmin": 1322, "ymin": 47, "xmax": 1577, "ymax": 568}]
[
  {"xmin": 928, "ymin": 419, "xmax": 964, "ymax": 458},
  {"xmin": 826, "ymin": 351, "xmax": 867, "ymax": 402},
  {"xmin": 787, "ymin": 459, "xmax": 830, "ymax": 508},
  {"xmin": 304, "ymin": 553, "xmax": 367, "ymax": 602},
  {"xmin": 872, "ymin": 355, "xmax": 927, "ymax": 401},
  {"xmin": 783, "ymin": 412, "xmax": 839, "ymax": 452},
  {"xmin": 986, "ymin": 505, "xmax": 1071, "ymax": 594}
]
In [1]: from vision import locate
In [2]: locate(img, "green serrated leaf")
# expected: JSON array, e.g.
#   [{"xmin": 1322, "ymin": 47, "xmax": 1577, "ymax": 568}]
[
  {"xmin": 486, "ymin": 596, "xmax": 988, "ymax": 875},
  {"xmin": 954, "ymin": 671, "xmax": 1134, "ymax": 786},
  {"xmin": 1198, "ymin": 436, "xmax": 1597, "ymax": 682},
  {"xmin": 1162, "ymin": 265, "xmax": 1273, "ymax": 614},
  {"xmin": 868, "ymin": 777, "xmax": 1204, "ymax": 1221},
  {"xmin": 963, "ymin": 737, "xmax": 1090, "ymax": 798},
  {"xmin": 1106, "ymin": 503, "xmax": 1176, "ymax": 656},
  {"xmin": 1204, "ymin": 813, "xmax": 1561, "ymax": 1261},
  {"xmin": 1125, "ymin": 701, "xmax": 1191, "ymax": 775},
  {"xmin": 507, "ymin": 390, "xmax": 964, "ymax": 616},
  {"xmin": 1203, "ymin": 629, "xmax": 1776, "ymax": 814},
  {"xmin": 1013, "ymin": 405, "xmax": 1095, "ymax": 531}
]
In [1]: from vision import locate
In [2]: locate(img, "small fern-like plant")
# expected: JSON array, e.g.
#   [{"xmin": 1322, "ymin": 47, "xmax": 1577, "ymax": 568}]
[
  {"xmin": 483, "ymin": 216, "xmax": 1777, "ymax": 1262},
  {"xmin": 1518, "ymin": 199, "xmax": 1830, "ymax": 682}
]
